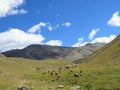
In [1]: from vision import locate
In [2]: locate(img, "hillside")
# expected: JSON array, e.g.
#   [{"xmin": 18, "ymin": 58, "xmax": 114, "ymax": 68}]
[
  {"xmin": 76, "ymin": 35, "xmax": 120, "ymax": 66},
  {"xmin": 0, "ymin": 54, "xmax": 5, "ymax": 57},
  {"xmin": 2, "ymin": 43, "xmax": 105, "ymax": 61}
]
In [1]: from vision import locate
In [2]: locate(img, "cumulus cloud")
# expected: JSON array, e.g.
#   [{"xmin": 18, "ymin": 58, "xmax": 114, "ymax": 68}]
[
  {"xmin": 72, "ymin": 35, "xmax": 116, "ymax": 47},
  {"xmin": 0, "ymin": 0, "xmax": 27, "ymax": 18},
  {"xmin": 62, "ymin": 22, "xmax": 71, "ymax": 28},
  {"xmin": 46, "ymin": 40, "xmax": 62, "ymax": 46},
  {"xmin": 91, "ymin": 35, "xmax": 116, "ymax": 43},
  {"xmin": 0, "ymin": 29, "xmax": 45, "ymax": 51},
  {"xmin": 0, "ymin": 27, "xmax": 64, "ymax": 51},
  {"xmin": 72, "ymin": 37, "xmax": 88, "ymax": 47},
  {"xmin": 0, "ymin": 21, "xmax": 72, "ymax": 51},
  {"xmin": 28, "ymin": 22, "xmax": 47, "ymax": 33},
  {"xmin": 108, "ymin": 12, "xmax": 120, "ymax": 27},
  {"xmin": 89, "ymin": 28, "xmax": 100, "ymax": 40}
]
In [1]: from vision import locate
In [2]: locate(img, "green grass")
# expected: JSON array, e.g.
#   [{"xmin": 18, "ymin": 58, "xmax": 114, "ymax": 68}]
[{"xmin": 0, "ymin": 57, "xmax": 120, "ymax": 90}]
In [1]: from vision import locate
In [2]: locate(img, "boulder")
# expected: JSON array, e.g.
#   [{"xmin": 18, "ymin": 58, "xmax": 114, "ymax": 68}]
[
  {"xmin": 70, "ymin": 86, "xmax": 81, "ymax": 90},
  {"xmin": 55, "ymin": 85, "xmax": 64, "ymax": 89},
  {"xmin": 17, "ymin": 86, "xmax": 30, "ymax": 90}
]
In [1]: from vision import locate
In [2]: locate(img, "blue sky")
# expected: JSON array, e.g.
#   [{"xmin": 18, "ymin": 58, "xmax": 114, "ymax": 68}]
[{"xmin": 0, "ymin": 0, "xmax": 120, "ymax": 51}]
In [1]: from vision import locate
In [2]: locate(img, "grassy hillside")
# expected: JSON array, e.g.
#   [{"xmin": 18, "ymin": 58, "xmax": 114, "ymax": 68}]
[
  {"xmin": 76, "ymin": 35, "xmax": 120, "ymax": 66},
  {"xmin": 0, "ymin": 57, "xmax": 120, "ymax": 90},
  {"xmin": 87, "ymin": 35, "xmax": 120, "ymax": 66}
]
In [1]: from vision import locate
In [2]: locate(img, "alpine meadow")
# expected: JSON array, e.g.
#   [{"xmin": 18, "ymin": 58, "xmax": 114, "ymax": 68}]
[{"xmin": 0, "ymin": 0, "xmax": 120, "ymax": 90}]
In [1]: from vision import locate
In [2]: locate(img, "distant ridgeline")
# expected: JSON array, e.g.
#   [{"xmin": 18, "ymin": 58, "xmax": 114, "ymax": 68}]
[{"xmin": 2, "ymin": 43, "xmax": 105, "ymax": 61}]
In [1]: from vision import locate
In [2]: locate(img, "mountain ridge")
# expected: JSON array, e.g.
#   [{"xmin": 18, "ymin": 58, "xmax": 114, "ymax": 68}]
[{"xmin": 2, "ymin": 43, "xmax": 105, "ymax": 61}]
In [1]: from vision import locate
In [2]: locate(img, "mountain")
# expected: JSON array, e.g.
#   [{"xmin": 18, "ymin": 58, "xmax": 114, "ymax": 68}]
[
  {"xmin": 76, "ymin": 35, "xmax": 120, "ymax": 65},
  {"xmin": 2, "ymin": 43, "xmax": 105, "ymax": 61},
  {"xmin": 1, "ymin": 36, "xmax": 120, "ymax": 90},
  {"xmin": 0, "ymin": 54, "xmax": 5, "ymax": 57},
  {"xmin": 1, "ymin": 38, "xmax": 120, "ymax": 89}
]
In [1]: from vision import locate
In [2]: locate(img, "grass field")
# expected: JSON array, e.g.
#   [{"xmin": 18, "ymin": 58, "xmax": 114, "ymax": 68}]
[{"xmin": 0, "ymin": 57, "xmax": 120, "ymax": 90}]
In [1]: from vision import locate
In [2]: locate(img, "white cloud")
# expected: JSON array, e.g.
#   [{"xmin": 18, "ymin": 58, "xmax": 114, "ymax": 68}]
[
  {"xmin": 28, "ymin": 22, "xmax": 47, "ymax": 33},
  {"xmin": 46, "ymin": 40, "xmax": 62, "ymax": 46},
  {"xmin": 0, "ymin": 29, "xmax": 45, "ymax": 51},
  {"xmin": 72, "ymin": 37, "xmax": 88, "ymax": 47},
  {"xmin": 0, "ymin": 21, "xmax": 73, "ymax": 51},
  {"xmin": 89, "ymin": 28, "xmax": 100, "ymax": 40},
  {"xmin": 0, "ymin": 0, "xmax": 27, "ymax": 18},
  {"xmin": 28, "ymin": 22, "xmax": 60, "ymax": 33},
  {"xmin": 72, "ymin": 35, "xmax": 116, "ymax": 47},
  {"xmin": 28, "ymin": 22, "xmax": 72, "ymax": 34},
  {"xmin": 62, "ymin": 22, "xmax": 71, "ymax": 28},
  {"xmin": 8, "ymin": 9, "xmax": 27, "ymax": 15},
  {"xmin": 108, "ymin": 12, "xmax": 120, "ymax": 27},
  {"xmin": 47, "ymin": 25, "xmax": 53, "ymax": 31},
  {"xmin": 47, "ymin": 23, "xmax": 61, "ymax": 31},
  {"xmin": 91, "ymin": 35, "xmax": 116, "ymax": 43}
]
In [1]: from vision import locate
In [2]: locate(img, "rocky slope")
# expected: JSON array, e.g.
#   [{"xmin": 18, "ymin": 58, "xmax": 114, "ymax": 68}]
[
  {"xmin": 2, "ymin": 43, "xmax": 105, "ymax": 61},
  {"xmin": 0, "ymin": 54, "xmax": 5, "ymax": 57}
]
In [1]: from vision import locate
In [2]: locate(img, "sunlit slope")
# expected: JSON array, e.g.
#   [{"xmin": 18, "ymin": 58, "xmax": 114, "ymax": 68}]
[{"xmin": 84, "ymin": 35, "xmax": 120, "ymax": 66}]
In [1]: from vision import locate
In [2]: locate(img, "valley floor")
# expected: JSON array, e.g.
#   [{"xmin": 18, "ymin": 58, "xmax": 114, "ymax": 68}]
[{"xmin": 0, "ymin": 57, "xmax": 120, "ymax": 90}]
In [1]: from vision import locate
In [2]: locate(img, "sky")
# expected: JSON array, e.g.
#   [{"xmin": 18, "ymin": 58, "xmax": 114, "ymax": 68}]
[{"xmin": 0, "ymin": 0, "xmax": 120, "ymax": 51}]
